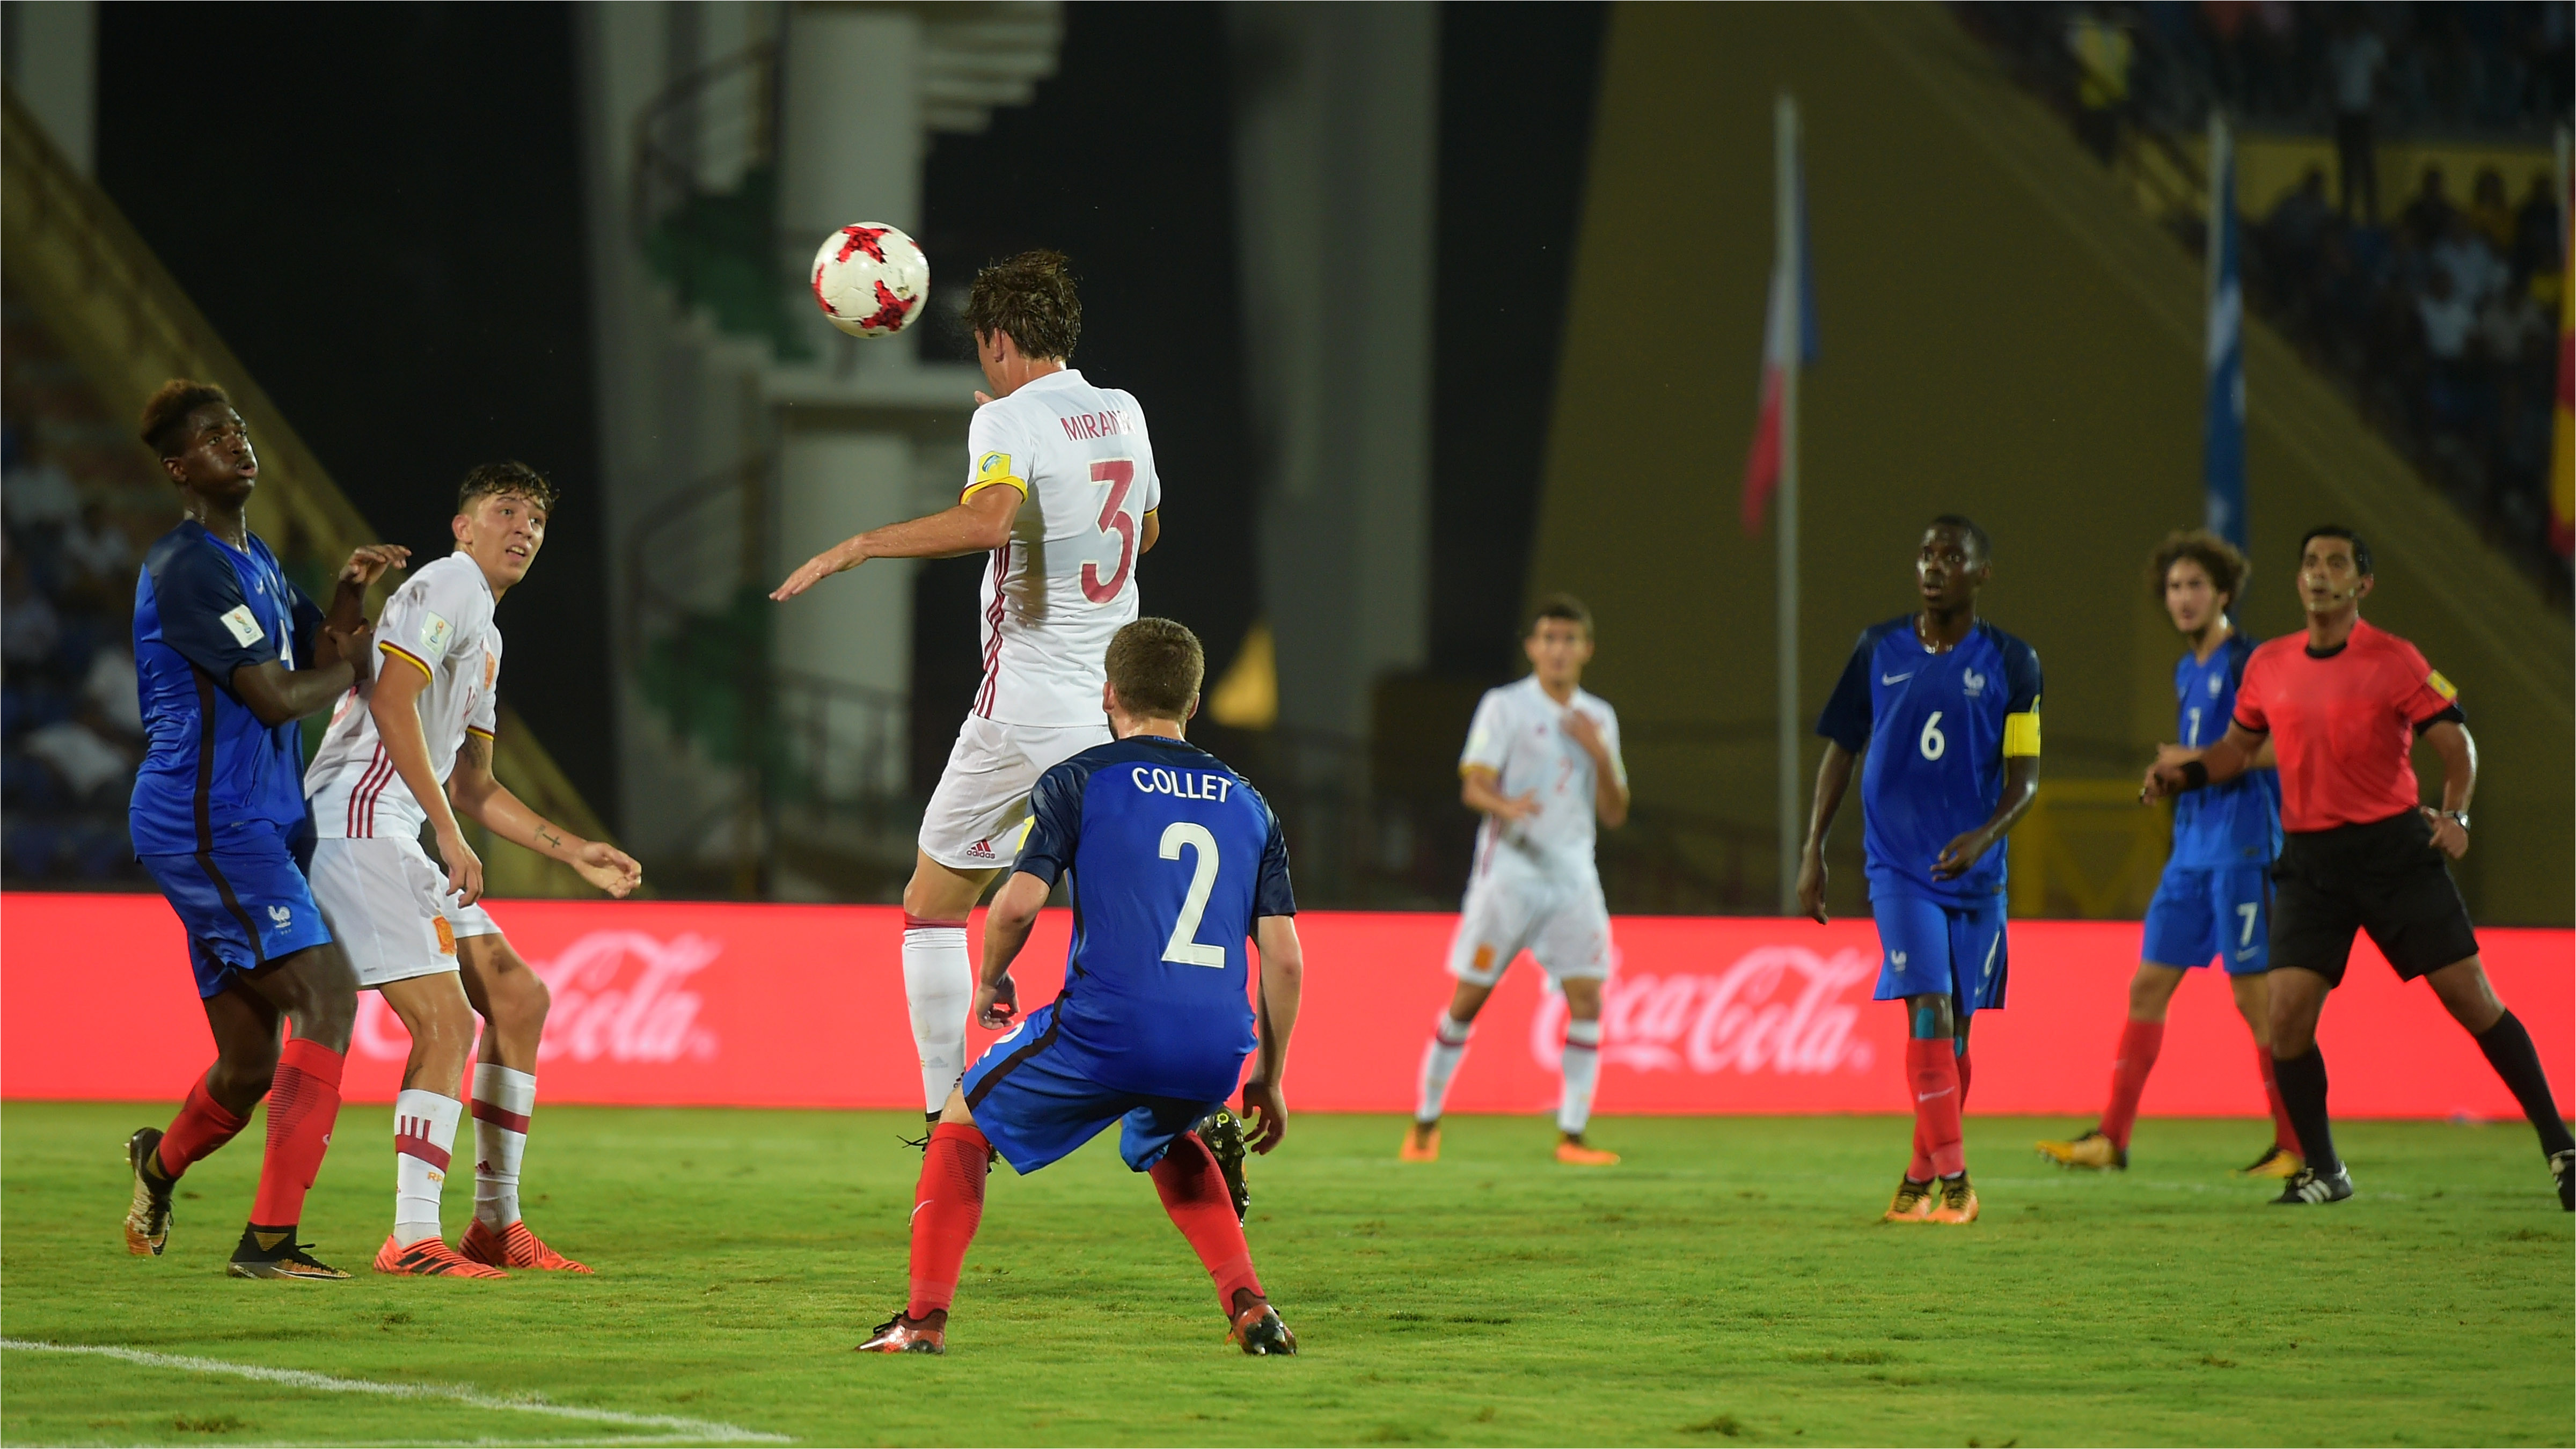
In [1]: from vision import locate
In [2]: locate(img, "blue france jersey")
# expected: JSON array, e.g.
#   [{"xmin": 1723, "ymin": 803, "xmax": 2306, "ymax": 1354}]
[
  {"xmin": 2166, "ymin": 633, "xmax": 2281, "ymax": 869},
  {"xmin": 130, "ymin": 522, "xmax": 324, "ymax": 857},
  {"xmin": 1816, "ymin": 616, "xmax": 2043, "ymax": 906},
  {"xmin": 1014, "ymin": 734, "xmax": 1297, "ymax": 1103}
]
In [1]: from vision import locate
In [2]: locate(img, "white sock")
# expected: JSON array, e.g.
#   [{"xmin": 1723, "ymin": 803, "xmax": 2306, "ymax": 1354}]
[
  {"xmin": 903, "ymin": 921, "xmax": 972, "ymax": 1114},
  {"xmin": 1416, "ymin": 1013, "xmax": 1474, "ymax": 1124},
  {"xmin": 1557, "ymin": 1019, "xmax": 1603, "ymax": 1137},
  {"xmin": 471, "ymin": 1064, "xmax": 536, "ymax": 1231},
  {"xmin": 393, "ymin": 1088, "xmax": 463, "ymax": 1247}
]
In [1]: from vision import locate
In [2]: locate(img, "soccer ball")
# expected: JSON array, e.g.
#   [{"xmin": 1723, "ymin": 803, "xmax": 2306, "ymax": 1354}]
[{"xmin": 809, "ymin": 223, "xmax": 928, "ymax": 339}]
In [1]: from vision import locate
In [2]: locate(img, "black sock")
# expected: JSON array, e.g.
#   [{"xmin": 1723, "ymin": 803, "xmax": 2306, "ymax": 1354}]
[
  {"xmin": 2472, "ymin": 1011, "xmax": 2576, "ymax": 1158},
  {"xmin": 2271, "ymin": 1048, "xmax": 2340, "ymax": 1176}
]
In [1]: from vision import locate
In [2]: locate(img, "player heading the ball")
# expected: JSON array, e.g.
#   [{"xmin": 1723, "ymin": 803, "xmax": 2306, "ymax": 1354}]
[
  {"xmin": 1799, "ymin": 516, "xmax": 2043, "ymax": 1227},
  {"xmin": 1403, "ymin": 595, "xmax": 1630, "ymax": 1167},
  {"xmin": 860, "ymin": 619, "xmax": 1304, "ymax": 1357},
  {"xmin": 772, "ymin": 250, "xmax": 1163, "ymax": 1130},
  {"xmin": 2038, "ymin": 531, "xmax": 2301, "ymax": 1178},
  {"xmin": 121, "ymin": 380, "xmax": 409, "ymax": 1280},
  {"xmin": 304, "ymin": 462, "xmax": 640, "ymax": 1278}
]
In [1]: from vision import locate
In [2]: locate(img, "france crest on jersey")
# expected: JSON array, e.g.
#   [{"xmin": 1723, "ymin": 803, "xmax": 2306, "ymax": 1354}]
[
  {"xmin": 2167, "ymin": 633, "xmax": 2281, "ymax": 869},
  {"xmin": 1816, "ymin": 616, "xmax": 2043, "ymax": 908}
]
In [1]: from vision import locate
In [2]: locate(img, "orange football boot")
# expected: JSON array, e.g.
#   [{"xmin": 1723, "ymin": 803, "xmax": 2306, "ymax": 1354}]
[
  {"xmin": 1399, "ymin": 1122, "xmax": 1441, "ymax": 1162},
  {"xmin": 1554, "ymin": 1136, "xmax": 1620, "ymax": 1166},
  {"xmin": 373, "ymin": 1234, "xmax": 507, "ymax": 1278},
  {"xmin": 1883, "ymin": 1176, "xmax": 1936, "ymax": 1222},
  {"xmin": 856, "ymin": 1312, "xmax": 946, "ymax": 1355},
  {"xmin": 1927, "ymin": 1176, "xmax": 1981, "ymax": 1224},
  {"xmin": 460, "ymin": 1218, "xmax": 591, "ymax": 1274},
  {"xmin": 1227, "ymin": 1300, "xmax": 1297, "ymax": 1356}
]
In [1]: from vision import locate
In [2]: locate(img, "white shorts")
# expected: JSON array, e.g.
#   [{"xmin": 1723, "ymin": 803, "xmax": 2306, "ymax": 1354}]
[
  {"xmin": 305, "ymin": 835, "xmax": 500, "ymax": 989},
  {"xmin": 918, "ymin": 716, "xmax": 1114, "ymax": 870},
  {"xmin": 1445, "ymin": 859, "xmax": 1612, "ymax": 987}
]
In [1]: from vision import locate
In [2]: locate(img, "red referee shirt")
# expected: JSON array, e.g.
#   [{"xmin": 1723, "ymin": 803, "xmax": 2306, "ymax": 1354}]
[{"xmin": 2232, "ymin": 618, "xmax": 2459, "ymax": 832}]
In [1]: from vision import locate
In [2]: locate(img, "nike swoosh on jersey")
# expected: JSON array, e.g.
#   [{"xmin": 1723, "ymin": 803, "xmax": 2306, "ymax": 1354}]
[{"xmin": 1880, "ymin": 672, "xmax": 1914, "ymax": 685}]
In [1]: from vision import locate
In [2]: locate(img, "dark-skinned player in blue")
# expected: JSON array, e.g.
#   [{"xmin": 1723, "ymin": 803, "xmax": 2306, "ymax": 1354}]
[
  {"xmin": 120, "ymin": 379, "xmax": 411, "ymax": 1278},
  {"xmin": 1797, "ymin": 516, "xmax": 2043, "ymax": 1226},
  {"xmin": 859, "ymin": 618, "xmax": 1306, "ymax": 1357}
]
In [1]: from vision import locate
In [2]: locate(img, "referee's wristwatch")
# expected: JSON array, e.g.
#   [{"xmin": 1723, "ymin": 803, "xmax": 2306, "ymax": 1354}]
[{"xmin": 2440, "ymin": 809, "xmax": 2470, "ymax": 831}]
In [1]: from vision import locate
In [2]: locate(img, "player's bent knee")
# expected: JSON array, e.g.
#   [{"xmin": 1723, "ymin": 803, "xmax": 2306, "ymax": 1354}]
[{"xmin": 936, "ymin": 1084, "xmax": 976, "ymax": 1127}]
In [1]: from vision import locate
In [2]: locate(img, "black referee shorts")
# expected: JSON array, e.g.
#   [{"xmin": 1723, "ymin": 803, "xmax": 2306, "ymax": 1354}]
[{"xmin": 2269, "ymin": 811, "xmax": 2479, "ymax": 985}]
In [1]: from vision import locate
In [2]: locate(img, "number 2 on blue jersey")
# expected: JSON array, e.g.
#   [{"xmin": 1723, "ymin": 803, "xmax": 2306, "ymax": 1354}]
[{"xmin": 1159, "ymin": 821, "xmax": 1226, "ymax": 967}]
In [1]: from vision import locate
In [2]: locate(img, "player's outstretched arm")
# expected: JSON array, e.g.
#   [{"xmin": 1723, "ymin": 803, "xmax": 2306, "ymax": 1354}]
[
  {"xmin": 229, "ymin": 655, "xmax": 361, "ymax": 727},
  {"xmin": 2143, "ymin": 721, "xmax": 2263, "ymax": 800},
  {"xmin": 769, "ymin": 487, "xmax": 1019, "ymax": 601},
  {"xmin": 1242, "ymin": 914, "xmax": 1304, "ymax": 1154},
  {"xmin": 1796, "ymin": 742, "xmax": 1857, "ymax": 924},
  {"xmin": 975, "ymin": 870, "xmax": 1050, "ymax": 1028},
  {"xmin": 448, "ymin": 733, "xmax": 642, "ymax": 897},
  {"xmin": 370, "ymin": 657, "xmax": 485, "ymax": 906}
]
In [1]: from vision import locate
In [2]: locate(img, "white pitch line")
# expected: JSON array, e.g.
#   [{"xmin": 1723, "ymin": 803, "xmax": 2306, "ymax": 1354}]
[{"xmin": 0, "ymin": 1339, "xmax": 791, "ymax": 1444}]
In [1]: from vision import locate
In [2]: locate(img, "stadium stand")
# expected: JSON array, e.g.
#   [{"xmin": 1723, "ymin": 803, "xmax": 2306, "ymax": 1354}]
[
  {"xmin": 0, "ymin": 89, "xmax": 614, "ymax": 896},
  {"xmin": 1958, "ymin": 2, "xmax": 2572, "ymax": 594}
]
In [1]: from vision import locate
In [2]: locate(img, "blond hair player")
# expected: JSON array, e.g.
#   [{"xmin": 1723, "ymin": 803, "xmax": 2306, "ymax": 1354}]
[
  {"xmin": 1403, "ymin": 596, "xmax": 1630, "ymax": 1166},
  {"xmin": 771, "ymin": 250, "xmax": 1161, "ymax": 1132}
]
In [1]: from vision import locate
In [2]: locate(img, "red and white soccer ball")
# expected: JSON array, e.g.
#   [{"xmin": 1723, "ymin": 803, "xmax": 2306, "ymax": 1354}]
[{"xmin": 809, "ymin": 223, "xmax": 928, "ymax": 339}]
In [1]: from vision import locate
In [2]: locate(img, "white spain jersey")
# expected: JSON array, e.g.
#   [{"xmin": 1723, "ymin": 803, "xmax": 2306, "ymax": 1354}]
[
  {"xmin": 1460, "ymin": 675, "xmax": 1626, "ymax": 882},
  {"xmin": 960, "ymin": 369, "xmax": 1161, "ymax": 727},
  {"xmin": 305, "ymin": 553, "xmax": 501, "ymax": 840}
]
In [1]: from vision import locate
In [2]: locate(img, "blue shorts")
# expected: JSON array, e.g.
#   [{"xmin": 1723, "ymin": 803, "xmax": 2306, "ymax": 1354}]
[
  {"xmin": 961, "ymin": 1002, "xmax": 1228, "ymax": 1176},
  {"xmin": 140, "ymin": 820, "xmax": 333, "ymax": 1000},
  {"xmin": 1870, "ymin": 889, "xmax": 2009, "ymax": 1016},
  {"xmin": 2142, "ymin": 863, "xmax": 2272, "ymax": 975}
]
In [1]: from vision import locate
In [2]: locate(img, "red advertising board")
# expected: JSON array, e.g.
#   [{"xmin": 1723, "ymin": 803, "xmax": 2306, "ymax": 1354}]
[{"xmin": 3, "ymin": 892, "xmax": 2565, "ymax": 1119}]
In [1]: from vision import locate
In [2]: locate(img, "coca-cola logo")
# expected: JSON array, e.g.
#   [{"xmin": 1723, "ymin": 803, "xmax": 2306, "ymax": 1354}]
[
  {"xmin": 1530, "ymin": 945, "xmax": 1877, "ymax": 1076},
  {"xmin": 352, "ymin": 930, "xmax": 723, "ymax": 1065}
]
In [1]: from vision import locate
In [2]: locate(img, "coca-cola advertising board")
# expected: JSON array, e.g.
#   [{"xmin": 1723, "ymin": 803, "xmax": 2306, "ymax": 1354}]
[{"xmin": 2, "ymin": 892, "xmax": 2564, "ymax": 1119}]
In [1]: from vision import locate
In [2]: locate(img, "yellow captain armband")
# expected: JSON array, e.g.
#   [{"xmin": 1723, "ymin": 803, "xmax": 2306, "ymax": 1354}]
[
  {"xmin": 961, "ymin": 449, "xmax": 1026, "ymax": 502},
  {"xmin": 2001, "ymin": 711, "xmax": 2041, "ymax": 758}
]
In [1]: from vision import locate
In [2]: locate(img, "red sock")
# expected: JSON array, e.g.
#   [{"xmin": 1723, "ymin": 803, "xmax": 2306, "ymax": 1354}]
[
  {"xmin": 250, "ymin": 1038, "xmax": 343, "ymax": 1228},
  {"xmin": 1150, "ymin": 1133, "xmax": 1263, "ymax": 1314},
  {"xmin": 158, "ymin": 1070, "xmax": 251, "ymax": 1180},
  {"xmin": 2257, "ymin": 1042, "xmax": 2303, "ymax": 1156},
  {"xmin": 1908, "ymin": 1042, "xmax": 1969, "ymax": 1180},
  {"xmin": 1956, "ymin": 1044, "xmax": 1974, "ymax": 1111},
  {"xmin": 1905, "ymin": 1039, "xmax": 1965, "ymax": 1179},
  {"xmin": 907, "ymin": 1123, "xmax": 989, "ymax": 1319},
  {"xmin": 2100, "ymin": 1019, "xmax": 2164, "ymax": 1151}
]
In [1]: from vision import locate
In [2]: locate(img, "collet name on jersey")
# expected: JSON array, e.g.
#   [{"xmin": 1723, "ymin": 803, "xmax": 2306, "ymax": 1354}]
[{"xmin": 1129, "ymin": 765, "xmax": 1233, "ymax": 803}]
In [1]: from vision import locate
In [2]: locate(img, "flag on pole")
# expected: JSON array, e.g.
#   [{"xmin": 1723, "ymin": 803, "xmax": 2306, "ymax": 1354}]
[
  {"xmin": 2203, "ymin": 113, "xmax": 2248, "ymax": 552},
  {"xmin": 1741, "ymin": 146, "xmax": 1818, "ymax": 536},
  {"xmin": 2550, "ymin": 166, "xmax": 2573, "ymax": 559}
]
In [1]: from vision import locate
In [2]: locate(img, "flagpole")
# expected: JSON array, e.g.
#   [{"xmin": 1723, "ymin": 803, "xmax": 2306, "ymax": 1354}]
[{"xmin": 1775, "ymin": 92, "xmax": 1803, "ymax": 917}]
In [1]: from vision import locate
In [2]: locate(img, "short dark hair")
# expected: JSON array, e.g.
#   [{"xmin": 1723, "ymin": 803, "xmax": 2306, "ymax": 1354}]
[
  {"xmin": 1928, "ymin": 514, "xmax": 1992, "ymax": 561},
  {"xmin": 457, "ymin": 460, "xmax": 559, "ymax": 518},
  {"xmin": 1527, "ymin": 592, "xmax": 1593, "ymax": 638},
  {"xmin": 963, "ymin": 249, "xmax": 1081, "ymax": 362},
  {"xmin": 2299, "ymin": 524, "xmax": 2372, "ymax": 576},
  {"xmin": 1105, "ymin": 617, "xmax": 1204, "ymax": 719},
  {"xmin": 139, "ymin": 379, "xmax": 232, "ymax": 458},
  {"xmin": 2149, "ymin": 528, "xmax": 2249, "ymax": 606}
]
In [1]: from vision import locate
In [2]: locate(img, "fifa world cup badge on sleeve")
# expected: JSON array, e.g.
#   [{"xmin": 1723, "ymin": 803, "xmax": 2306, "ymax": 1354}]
[
  {"xmin": 219, "ymin": 605, "xmax": 263, "ymax": 646},
  {"xmin": 419, "ymin": 613, "xmax": 453, "ymax": 658}
]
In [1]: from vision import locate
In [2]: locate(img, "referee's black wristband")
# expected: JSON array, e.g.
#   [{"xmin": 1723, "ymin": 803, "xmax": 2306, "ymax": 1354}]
[{"xmin": 2177, "ymin": 759, "xmax": 2209, "ymax": 791}]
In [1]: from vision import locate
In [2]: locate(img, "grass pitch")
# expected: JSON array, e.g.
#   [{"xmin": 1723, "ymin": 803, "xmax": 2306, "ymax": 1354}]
[{"xmin": 3, "ymin": 1102, "xmax": 2568, "ymax": 1447}]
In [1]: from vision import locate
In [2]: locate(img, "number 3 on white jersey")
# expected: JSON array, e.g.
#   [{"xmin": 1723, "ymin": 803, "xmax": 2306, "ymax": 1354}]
[{"xmin": 1160, "ymin": 821, "xmax": 1226, "ymax": 967}]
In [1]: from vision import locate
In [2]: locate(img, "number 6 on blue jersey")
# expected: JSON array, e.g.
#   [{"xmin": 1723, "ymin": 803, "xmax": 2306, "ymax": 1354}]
[{"xmin": 1160, "ymin": 821, "xmax": 1226, "ymax": 967}]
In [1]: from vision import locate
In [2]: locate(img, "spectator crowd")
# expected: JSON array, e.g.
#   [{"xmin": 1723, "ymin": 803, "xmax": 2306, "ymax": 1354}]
[{"xmin": 1963, "ymin": 1, "xmax": 2572, "ymax": 591}]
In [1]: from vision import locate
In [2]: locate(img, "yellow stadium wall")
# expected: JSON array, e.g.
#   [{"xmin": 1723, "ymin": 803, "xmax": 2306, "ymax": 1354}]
[{"xmin": 1529, "ymin": 3, "xmax": 2573, "ymax": 925}]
